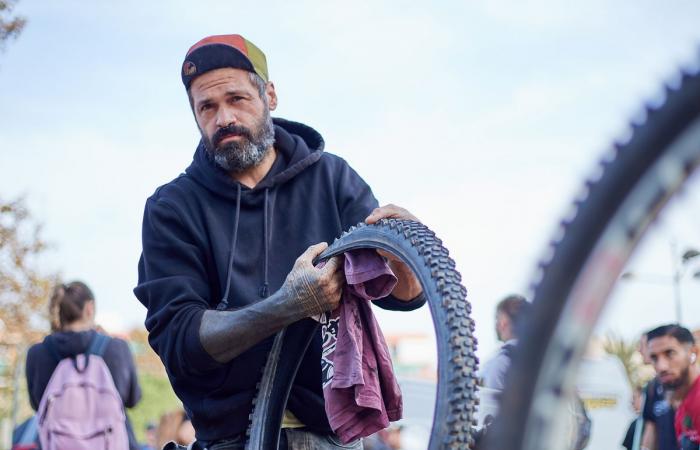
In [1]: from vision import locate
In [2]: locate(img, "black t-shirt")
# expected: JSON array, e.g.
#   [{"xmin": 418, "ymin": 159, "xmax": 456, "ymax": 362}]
[{"xmin": 643, "ymin": 378, "xmax": 680, "ymax": 450}]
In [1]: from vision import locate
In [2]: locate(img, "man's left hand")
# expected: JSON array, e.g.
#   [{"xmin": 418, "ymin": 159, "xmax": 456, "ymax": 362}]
[{"xmin": 365, "ymin": 204, "xmax": 424, "ymax": 301}]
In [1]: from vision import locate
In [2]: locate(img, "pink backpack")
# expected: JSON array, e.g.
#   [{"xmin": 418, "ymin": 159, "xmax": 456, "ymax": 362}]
[{"xmin": 37, "ymin": 333, "xmax": 129, "ymax": 450}]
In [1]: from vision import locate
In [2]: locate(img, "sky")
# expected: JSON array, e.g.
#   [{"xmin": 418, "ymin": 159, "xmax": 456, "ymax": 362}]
[{"xmin": 2, "ymin": 1, "xmax": 700, "ymax": 360}]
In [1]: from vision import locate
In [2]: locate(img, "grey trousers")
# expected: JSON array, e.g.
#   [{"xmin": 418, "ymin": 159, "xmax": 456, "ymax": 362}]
[
  {"xmin": 174, "ymin": 429, "xmax": 363, "ymax": 450},
  {"xmin": 283, "ymin": 428, "xmax": 363, "ymax": 450}
]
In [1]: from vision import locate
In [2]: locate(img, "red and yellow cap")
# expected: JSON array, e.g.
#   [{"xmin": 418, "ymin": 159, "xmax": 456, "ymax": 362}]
[{"xmin": 181, "ymin": 34, "xmax": 268, "ymax": 89}]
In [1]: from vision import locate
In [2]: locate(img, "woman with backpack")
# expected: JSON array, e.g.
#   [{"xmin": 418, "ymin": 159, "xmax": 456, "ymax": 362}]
[{"xmin": 25, "ymin": 281, "xmax": 142, "ymax": 450}]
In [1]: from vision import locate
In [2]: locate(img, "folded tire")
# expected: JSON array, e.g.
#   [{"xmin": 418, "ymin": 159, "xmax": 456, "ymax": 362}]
[{"xmin": 246, "ymin": 219, "xmax": 478, "ymax": 450}]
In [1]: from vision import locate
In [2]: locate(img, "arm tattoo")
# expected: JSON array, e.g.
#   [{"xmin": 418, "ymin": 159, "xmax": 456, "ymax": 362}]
[{"xmin": 199, "ymin": 265, "xmax": 333, "ymax": 363}]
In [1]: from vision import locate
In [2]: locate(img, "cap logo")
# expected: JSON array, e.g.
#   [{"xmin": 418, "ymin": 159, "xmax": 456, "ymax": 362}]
[{"xmin": 183, "ymin": 61, "xmax": 197, "ymax": 76}]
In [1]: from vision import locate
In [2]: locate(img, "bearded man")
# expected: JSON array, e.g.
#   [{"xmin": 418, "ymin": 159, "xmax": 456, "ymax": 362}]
[
  {"xmin": 644, "ymin": 324, "xmax": 700, "ymax": 450},
  {"xmin": 134, "ymin": 34, "xmax": 425, "ymax": 450}
]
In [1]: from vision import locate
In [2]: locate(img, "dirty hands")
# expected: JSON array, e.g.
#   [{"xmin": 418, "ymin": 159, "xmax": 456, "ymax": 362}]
[
  {"xmin": 199, "ymin": 243, "xmax": 344, "ymax": 364},
  {"xmin": 280, "ymin": 242, "xmax": 345, "ymax": 316},
  {"xmin": 365, "ymin": 204, "xmax": 424, "ymax": 301},
  {"xmin": 365, "ymin": 204, "xmax": 419, "ymax": 224}
]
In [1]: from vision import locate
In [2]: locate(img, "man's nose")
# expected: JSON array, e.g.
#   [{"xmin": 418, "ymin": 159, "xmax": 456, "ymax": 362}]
[
  {"xmin": 655, "ymin": 358, "xmax": 669, "ymax": 372},
  {"xmin": 216, "ymin": 106, "xmax": 237, "ymax": 128}
]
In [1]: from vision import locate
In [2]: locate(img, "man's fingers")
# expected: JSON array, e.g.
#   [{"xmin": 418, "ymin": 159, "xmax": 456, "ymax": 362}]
[
  {"xmin": 365, "ymin": 204, "xmax": 418, "ymax": 224},
  {"xmin": 365, "ymin": 206, "xmax": 393, "ymax": 224},
  {"xmin": 327, "ymin": 270, "xmax": 346, "ymax": 304},
  {"xmin": 298, "ymin": 242, "xmax": 329, "ymax": 265},
  {"xmin": 321, "ymin": 255, "xmax": 343, "ymax": 275}
]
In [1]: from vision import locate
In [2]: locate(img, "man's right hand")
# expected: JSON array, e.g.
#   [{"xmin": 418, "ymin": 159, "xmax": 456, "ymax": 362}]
[
  {"xmin": 280, "ymin": 242, "xmax": 344, "ymax": 317},
  {"xmin": 200, "ymin": 242, "xmax": 344, "ymax": 363}
]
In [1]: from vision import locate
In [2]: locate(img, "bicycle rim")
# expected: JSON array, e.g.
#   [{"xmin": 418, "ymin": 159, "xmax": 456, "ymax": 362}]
[{"xmin": 488, "ymin": 67, "xmax": 700, "ymax": 449}]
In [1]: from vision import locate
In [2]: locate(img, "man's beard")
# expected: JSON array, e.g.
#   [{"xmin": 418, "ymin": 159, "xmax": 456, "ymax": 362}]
[
  {"xmin": 661, "ymin": 365, "xmax": 690, "ymax": 390},
  {"xmin": 203, "ymin": 109, "xmax": 275, "ymax": 173}
]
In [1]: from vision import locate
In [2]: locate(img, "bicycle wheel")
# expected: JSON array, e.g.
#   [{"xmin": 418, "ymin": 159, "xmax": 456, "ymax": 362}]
[
  {"xmin": 487, "ymin": 67, "xmax": 700, "ymax": 450},
  {"xmin": 246, "ymin": 219, "xmax": 478, "ymax": 450}
]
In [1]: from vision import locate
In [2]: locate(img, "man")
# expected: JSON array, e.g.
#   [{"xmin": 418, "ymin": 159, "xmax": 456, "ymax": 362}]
[
  {"xmin": 639, "ymin": 330, "xmax": 680, "ymax": 450},
  {"xmin": 478, "ymin": 294, "xmax": 530, "ymax": 390},
  {"xmin": 134, "ymin": 34, "xmax": 425, "ymax": 449},
  {"xmin": 644, "ymin": 324, "xmax": 700, "ymax": 450}
]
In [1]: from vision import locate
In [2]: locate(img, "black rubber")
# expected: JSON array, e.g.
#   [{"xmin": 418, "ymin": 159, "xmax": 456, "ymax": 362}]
[
  {"xmin": 487, "ymin": 66, "xmax": 700, "ymax": 450},
  {"xmin": 245, "ymin": 219, "xmax": 478, "ymax": 450}
]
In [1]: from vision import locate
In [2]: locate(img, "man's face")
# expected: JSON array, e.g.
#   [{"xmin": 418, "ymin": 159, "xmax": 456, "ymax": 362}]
[
  {"xmin": 495, "ymin": 311, "xmax": 510, "ymax": 342},
  {"xmin": 648, "ymin": 335, "xmax": 696, "ymax": 390},
  {"xmin": 189, "ymin": 68, "xmax": 277, "ymax": 172}
]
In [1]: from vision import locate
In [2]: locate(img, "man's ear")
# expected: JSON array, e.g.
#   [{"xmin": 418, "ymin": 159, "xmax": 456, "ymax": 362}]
[
  {"xmin": 266, "ymin": 82, "xmax": 278, "ymax": 111},
  {"xmin": 84, "ymin": 300, "xmax": 96, "ymax": 321}
]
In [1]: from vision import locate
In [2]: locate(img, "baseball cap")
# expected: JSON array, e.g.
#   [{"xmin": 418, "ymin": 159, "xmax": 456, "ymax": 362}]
[{"xmin": 181, "ymin": 34, "xmax": 268, "ymax": 89}]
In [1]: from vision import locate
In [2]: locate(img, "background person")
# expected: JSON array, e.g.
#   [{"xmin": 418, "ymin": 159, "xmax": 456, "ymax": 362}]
[
  {"xmin": 363, "ymin": 424, "xmax": 402, "ymax": 450},
  {"xmin": 478, "ymin": 294, "xmax": 531, "ymax": 390},
  {"xmin": 25, "ymin": 281, "xmax": 142, "ymax": 450},
  {"xmin": 644, "ymin": 324, "xmax": 700, "ymax": 450},
  {"xmin": 156, "ymin": 409, "xmax": 196, "ymax": 450},
  {"xmin": 622, "ymin": 386, "xmax": 645, "ymax": 450},
  {"xmin": 140, "ymin": 421, "xmax": 158, "ymax": 450}
]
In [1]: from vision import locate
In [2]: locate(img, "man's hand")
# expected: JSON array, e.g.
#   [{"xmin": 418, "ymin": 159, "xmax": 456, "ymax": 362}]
[
  {"xmin": 365, "ymin": 204, "xmax": 419, "ymax": 224},
  {"xmin": 200, "ymin": 243, "xmax": 344, "ymax": 364},
  {"xmin": 365, "ymin": 204, "xmax": 423, "ymax": 301},
  {"xmin": 280, "ymin": 242, "xmax": 345, "ymax": 316}
]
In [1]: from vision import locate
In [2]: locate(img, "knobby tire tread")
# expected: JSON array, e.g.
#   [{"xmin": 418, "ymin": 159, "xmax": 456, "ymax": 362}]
[{"xmin": 246, "ymin": 219, "xmax": 477, "ymax": 450}]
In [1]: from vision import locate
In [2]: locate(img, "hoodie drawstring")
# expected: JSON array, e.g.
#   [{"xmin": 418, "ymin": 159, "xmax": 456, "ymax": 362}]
[
  {"xmin": 217, "ymin": 184, "xmax": 242, "ymax": 311},
  {"xmin": 259, "ymin": 188, "xmax": 270, "ymax": 298}
]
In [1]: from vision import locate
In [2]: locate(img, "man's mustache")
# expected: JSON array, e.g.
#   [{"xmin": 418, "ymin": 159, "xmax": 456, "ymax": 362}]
[{"xmin": 213, "ymin": 124, "xmax": 253, "ymax": 147}]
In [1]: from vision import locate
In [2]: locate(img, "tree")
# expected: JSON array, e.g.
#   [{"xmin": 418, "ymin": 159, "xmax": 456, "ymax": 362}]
[
  {"xmin": 128, "ymin": 373, "xmax": 182, "ymax": 442},
  {"xmin": 602, "ymin": 332, "xmax": 653, "ymax": 389},
  {"xmin": 0, "ymin": 197, "xmax": 57, "ymax": 426},
  {"xmin": 0, "ymin": 199, "xmax": 179, "ymax": 444},
  {"xmin": 125, "ymin": 326, "xmax": 181, "ymax": 442},
  {"xmin": 0, "ymin": 0, "xmax": 25, "ymax": 51}
]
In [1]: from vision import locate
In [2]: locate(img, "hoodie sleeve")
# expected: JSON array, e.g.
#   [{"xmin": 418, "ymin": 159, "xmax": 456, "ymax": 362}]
[
  {"xmin": 25, "ymin": 343, "xmax": 47, "ymax": 411},
  {"xmin": 335, "ymin": 158, "xmax": 378, "ymax": 229},
  {"xmin": 334, "ymin": 158, "xmax": 425, "ymax": 312},
  {"xmin": 134, "ymin": 197, "xmax": 224, "ymax": 378}
]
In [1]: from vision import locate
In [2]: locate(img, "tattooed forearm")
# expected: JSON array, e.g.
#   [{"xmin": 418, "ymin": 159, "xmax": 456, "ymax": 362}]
[{"xmin": 199, "ymin": 243, "xmax": 344, "ymax": 363}]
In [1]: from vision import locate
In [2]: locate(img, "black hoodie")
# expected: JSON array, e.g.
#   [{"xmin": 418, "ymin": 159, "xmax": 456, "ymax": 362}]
[{"xmin": 134, "ymin": 118, "xmax": 424, "ymax": 441}]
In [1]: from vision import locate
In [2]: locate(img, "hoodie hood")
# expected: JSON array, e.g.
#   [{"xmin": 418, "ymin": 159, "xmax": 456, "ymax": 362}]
[
  {"xmin": 45, "ymin": 330, "xmax": 97, "ymax": 357},
  {"xmin": 183, "ymin": 117, "xmax": 325, "ymax": 308},
  {"xmin": 186, "ymin": 117, "xmax": 324, "ymax": 199}
]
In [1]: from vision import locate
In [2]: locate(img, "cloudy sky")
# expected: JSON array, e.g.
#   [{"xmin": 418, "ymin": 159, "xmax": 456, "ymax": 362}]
[{"xmin": 2, "ymin": 1, "xmax": 700, "ymax": 358}]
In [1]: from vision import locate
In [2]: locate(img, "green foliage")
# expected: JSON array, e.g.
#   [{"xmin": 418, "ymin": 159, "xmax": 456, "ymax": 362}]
[
  {"xmin": 602, "ymin": 332, "xmax": 646, "ymax": 389},
  {"xmin": 0, "ymin": 197, "xmax": 56, "ymax": 430},
  {"xmin": 128, "ymin": 372, "xmax": 182, "ymax": 443}
]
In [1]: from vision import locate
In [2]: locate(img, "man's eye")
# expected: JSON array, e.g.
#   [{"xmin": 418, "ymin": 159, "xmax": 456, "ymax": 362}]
[{"xmin": 200, "ymin": 104, "xmax": 212, "ymax": 112}]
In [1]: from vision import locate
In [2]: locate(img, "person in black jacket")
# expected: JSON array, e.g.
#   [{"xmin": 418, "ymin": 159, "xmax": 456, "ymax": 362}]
[
  {"xmin": 134, "ymin": 34, "xmax": 425, "ymax": 449},
  {"xmin": 26, "ymin": 281, "xmax": 142, "ymax": 450}
]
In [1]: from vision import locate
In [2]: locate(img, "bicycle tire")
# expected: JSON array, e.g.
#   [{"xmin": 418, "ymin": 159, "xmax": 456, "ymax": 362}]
[
  {"xmin": 246, "ymin": 219, "xmax": 478, "ymax": 450},
  {"xmin": 487, "ymin": 66, "xmax": 700, "ymax": 450}
]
